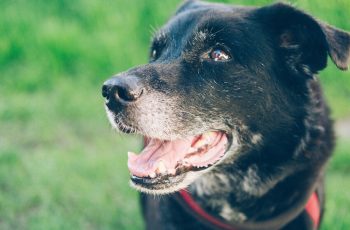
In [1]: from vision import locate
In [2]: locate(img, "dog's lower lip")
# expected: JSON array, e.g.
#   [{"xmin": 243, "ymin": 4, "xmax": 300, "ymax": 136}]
[
  {"xmin": 130, "ymin": 163, "xmax": 212, "ymax": 184},
  {"xmin": 130, "ymin": 173, "xmax": 186, "ymax": 187}
]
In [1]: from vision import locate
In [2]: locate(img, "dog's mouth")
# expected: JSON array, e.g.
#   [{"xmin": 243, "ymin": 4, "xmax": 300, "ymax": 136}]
[{"xmin": 128, "ymin": 131, "xmax": 230, "ymax": 192}]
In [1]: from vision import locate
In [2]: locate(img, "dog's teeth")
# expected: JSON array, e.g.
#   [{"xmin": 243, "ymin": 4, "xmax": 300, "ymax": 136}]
[
  {"xmin": 149, "ymin": 172, "xmax": 156, "ymax": 178},
  {"xmin": 203, "ymin": 131, "xmax": 216, "ymax": 142},
  {"xmin": 193, "ymin": 132, "xmax": 217, "ymax": 148},
  {"xmin": 168, "ymin": 168, "xmax": 176, "ymax": 175},
  {"xmin": 182, "ymin": 161, "xmax": 191, "ymax": 167},
  {"xmin": 193, "ymin": 139, "xmax": 207, "ymax": 148},
  {"xmin": 204, "ymin": 131, "xmax": 216, "ymax": 138},
  {"xmin": 156, "ymin": 161, "xmax": 167, "ymax": 174}
]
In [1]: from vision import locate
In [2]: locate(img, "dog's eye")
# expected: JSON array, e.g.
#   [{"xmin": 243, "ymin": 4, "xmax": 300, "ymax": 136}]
[
  {"xmin": 151, "ymin": 49, "xmax": 157, "ymax": 60},
  {"xmin": 202, "ymin": 48, "xmax": 231, "ymax": 62},
  {"xmin": 209, "ymin": 49, "xmax": 231, "ymax": 61}
]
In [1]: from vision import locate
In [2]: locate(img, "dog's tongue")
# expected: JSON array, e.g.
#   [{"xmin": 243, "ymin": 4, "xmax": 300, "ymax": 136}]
[
  {"xmin": 127, "ymin": 132, "xmax": 228, "ymax": 178},
  {"xmin": 128, "ymin": 138, "xmax": 193, "ymax": 177}
]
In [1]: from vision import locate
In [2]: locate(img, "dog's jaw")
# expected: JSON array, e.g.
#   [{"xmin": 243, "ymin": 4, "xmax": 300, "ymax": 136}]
[{"xmin": 129, "ymin": 137, "xmax": 241, "ymax": 195}]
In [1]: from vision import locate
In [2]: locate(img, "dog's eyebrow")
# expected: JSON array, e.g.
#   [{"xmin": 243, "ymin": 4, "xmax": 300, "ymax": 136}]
[
  {"xmin": 186, "ymin": 28, "xmax": 217, "ymax": 49},
  {"xmin": 185, "ymin": 29, "xmax": 214, "ymax": 48},
  {"xmin": 193, "ymin": 30, "xmax": 210, "ymax": 43},
  {"xmin": 192, "ymin": 22, "xmax": 229, "ymax": 42}
]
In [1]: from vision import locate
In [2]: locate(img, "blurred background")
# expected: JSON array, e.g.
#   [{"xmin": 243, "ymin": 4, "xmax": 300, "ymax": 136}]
[{"xmin": 0, "ymin": 0, "xmax": 349, "ymax": 229}]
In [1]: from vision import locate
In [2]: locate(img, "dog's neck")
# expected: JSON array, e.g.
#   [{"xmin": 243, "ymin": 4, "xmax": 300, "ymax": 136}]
[{"xmin": 188, "ymin": 161, "xmax": 310, "ymax": 223}]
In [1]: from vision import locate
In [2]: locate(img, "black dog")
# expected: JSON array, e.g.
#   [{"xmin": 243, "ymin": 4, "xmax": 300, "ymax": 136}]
[{"xmin": 102, "ymin": 1, "xmax": 350, "ymax": 229}]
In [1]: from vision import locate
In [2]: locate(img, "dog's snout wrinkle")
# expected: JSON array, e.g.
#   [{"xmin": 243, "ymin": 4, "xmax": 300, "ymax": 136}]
[{"xmin": 102, "ymin": 75, "xmax": 144, "ymax": 103}]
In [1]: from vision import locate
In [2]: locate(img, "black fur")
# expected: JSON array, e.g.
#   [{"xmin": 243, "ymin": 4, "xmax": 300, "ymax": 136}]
[{"xmin": 102, "ymin": 1, "xmax": 350, "ymax": 229}]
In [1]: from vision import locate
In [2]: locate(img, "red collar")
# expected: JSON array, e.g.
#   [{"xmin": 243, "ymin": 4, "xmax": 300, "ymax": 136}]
[
  {"xmin": 177, "ymin": 189, "xmax": 320, "ymax": 230},
  {"xmin": 304, "ymin": 192, "xmax": 321, "ymax": 229}
]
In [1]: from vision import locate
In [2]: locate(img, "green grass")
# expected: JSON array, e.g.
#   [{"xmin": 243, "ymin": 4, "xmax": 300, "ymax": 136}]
[{"xmin": 0, "ymin": 0, "xmax": 349, "ymax": 229}]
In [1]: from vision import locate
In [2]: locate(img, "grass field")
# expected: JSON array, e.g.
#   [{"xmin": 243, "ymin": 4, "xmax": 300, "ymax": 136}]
[{"xmin": 0, "ymin": 0, "xmax": 349, "ymax": 229}]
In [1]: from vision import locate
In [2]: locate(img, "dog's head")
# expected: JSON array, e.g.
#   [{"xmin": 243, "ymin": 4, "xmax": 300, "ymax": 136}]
[{"xmin": 102, "ymin": 0, "xmax": 350, "ymax": 194}]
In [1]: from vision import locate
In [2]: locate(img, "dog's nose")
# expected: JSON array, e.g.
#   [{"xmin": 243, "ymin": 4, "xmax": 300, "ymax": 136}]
[{"xmin": 102, "ymin": 75, "xmax": 144, "ymax": 103}]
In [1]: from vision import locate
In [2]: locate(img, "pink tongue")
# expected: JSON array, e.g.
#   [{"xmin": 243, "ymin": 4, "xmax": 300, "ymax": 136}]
[{"xmin": 128, "ymin": 137, "xmax": 194, "ymax": 177}]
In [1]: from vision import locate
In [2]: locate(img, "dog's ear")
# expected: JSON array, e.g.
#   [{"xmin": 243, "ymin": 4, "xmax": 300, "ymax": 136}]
[
  {"xmin": 321, "ymin": 23, "xmax": 350, "ymax": 70},
  {"xmin": 176, "ymin": 0, "xmax": 202, "ymax": 15},
  {"xmin": 258, "ymin": 3, "xmax": 350, "ymax": 74}
]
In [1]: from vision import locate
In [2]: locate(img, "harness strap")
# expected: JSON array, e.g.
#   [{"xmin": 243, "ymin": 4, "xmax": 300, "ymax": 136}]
[{"xmin": 176, "ymin": 189, "xmax": 320, "ymax": 230}]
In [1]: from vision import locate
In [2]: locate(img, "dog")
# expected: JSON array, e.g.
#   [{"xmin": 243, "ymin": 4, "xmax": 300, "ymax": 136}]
[{"xmin": 102, "ymin": 1, "xmax": 350, "ymax": 229}]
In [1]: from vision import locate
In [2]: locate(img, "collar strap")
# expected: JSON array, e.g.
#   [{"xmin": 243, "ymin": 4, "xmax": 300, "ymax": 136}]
[
  {"xmin": 305, "ymin": 192, "xmax": 320, "ymax": 229},
  {"xmin": 176, "ymin": 189, "xmax": 320, "ymax": 230}
]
